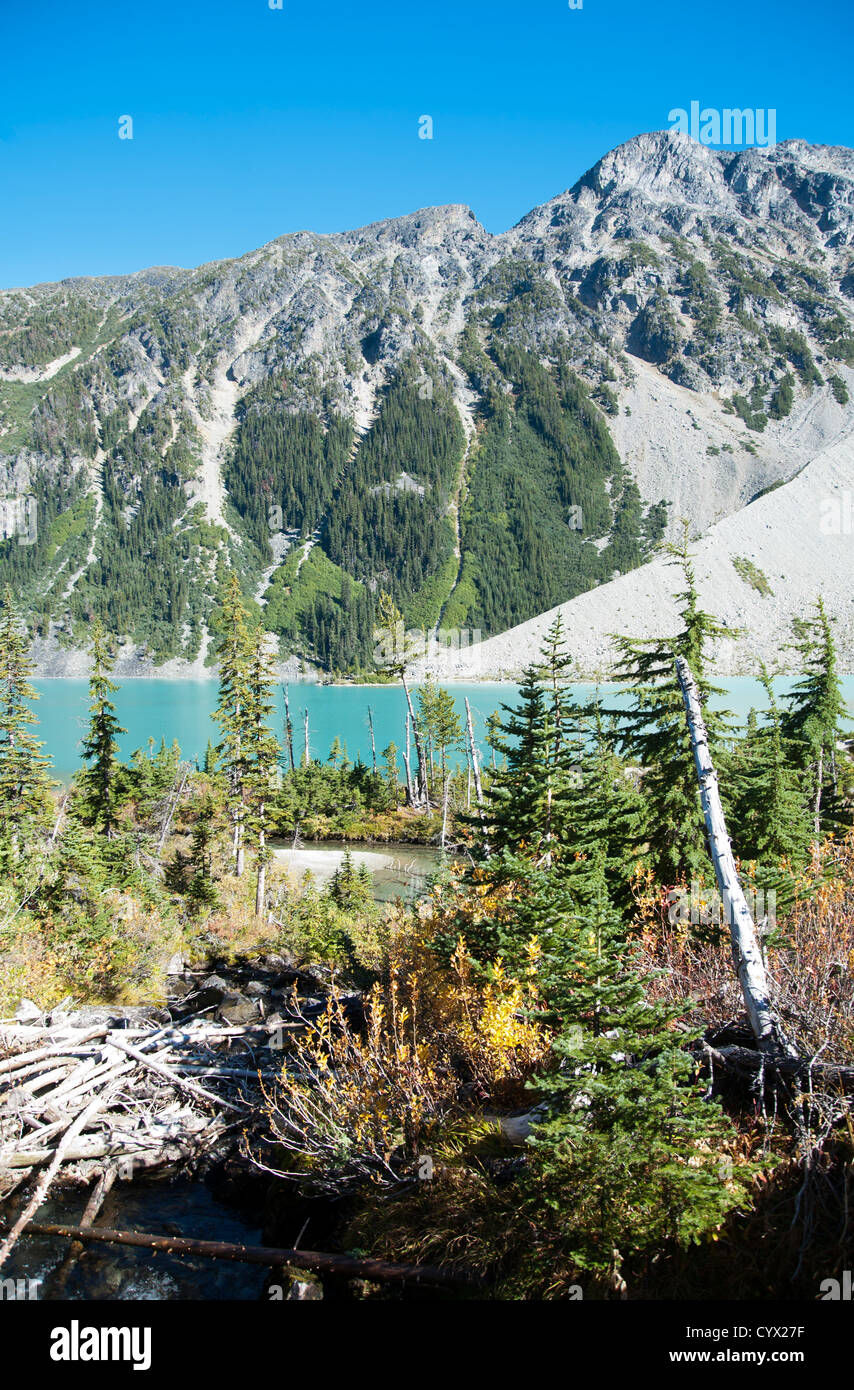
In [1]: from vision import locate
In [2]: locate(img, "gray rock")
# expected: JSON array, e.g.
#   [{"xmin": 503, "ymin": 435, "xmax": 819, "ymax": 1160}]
[
  {"xmin": 219, "ymin": 997, "xmax": 262, "ymax": 1025},
  {"xmin": 201, "ymin": 974, "xmax": 232, "ymax": 996}
]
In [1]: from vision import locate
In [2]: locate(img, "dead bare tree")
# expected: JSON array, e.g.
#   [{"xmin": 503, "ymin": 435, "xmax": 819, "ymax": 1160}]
[{"xmin": 675, "ymin": 655, "xmax": 795, "ymax": 1058}]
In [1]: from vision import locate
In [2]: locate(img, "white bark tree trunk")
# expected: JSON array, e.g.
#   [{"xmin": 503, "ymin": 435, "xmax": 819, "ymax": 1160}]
[
  {"xmin": 675, "ymin": 656, "xmax": 794, "ymax": 1056},
  {"xmin": 465, "ymin": 696, "xmax": 489, "ymax": 853},
  {"xmin": 401, "ymin": 672, "xmax": 428, "ymax": 809},
  {"xmin": 402, "ymin": 715, "xmax": 416, "ymax": 808}
]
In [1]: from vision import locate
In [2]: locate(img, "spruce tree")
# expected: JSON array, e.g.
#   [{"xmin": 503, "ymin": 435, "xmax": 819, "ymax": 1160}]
[
  {"xmin": 78, "ymin": 619, "xmax": 126, "ymax": 836},
  {"xmin": 529, "ymin": 864, "xmax": 748, "ymax": 1279},
  {"xmin": 781, "ymin": 598, "xmax": 850, "ymax": 839},
  {"xmin": 245, "ymin": 627, "xmax": 281, "ymax": 916},
  {"xmin": 732, "ymin": 666, "xmax": 811, "ymax": 868},
  {"xmin": 213, "ymin": 572, "xmax": 252, "ymax": 876},
  {"xmin": 611, "ymin": 539, "xmax": 735, "ymax": 883},
  {"xmin": 0, "ymin": 587, "xmax": 55, "ymax": 868}
]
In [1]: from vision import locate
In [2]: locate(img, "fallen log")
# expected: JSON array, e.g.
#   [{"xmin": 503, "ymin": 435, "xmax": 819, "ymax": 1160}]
[
  {"xmin": 52, "ymin": 1164, "xmax": 117, "ymax": 1295},
  {"xmin": 13, "ymin": 1221, "xmax": 480, "ymax": 1289},
  {"xmin": 0, "ymin": 1087, "xmax": 112, "ymax": 1267},
  {"xmin": 106, "ymin": 1035, "xmax": 249, "ymax": 1114},
  {"xmin": 701, "ymin": 1041, "xmax": 854, "ymax": 1091}
]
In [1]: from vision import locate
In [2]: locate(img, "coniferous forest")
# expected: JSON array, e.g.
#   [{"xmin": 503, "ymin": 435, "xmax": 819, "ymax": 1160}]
[{"xmin": 2, "ymin": 552, "xmax": 853, "ymax": 1303}]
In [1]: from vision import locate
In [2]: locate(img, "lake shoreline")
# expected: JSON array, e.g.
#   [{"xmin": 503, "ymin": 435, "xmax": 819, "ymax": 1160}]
[
  {"xmin": 27, "ymin": 631, "xmax": 854, "ymax": 683},
  {"xmin": 29, "ymin": 675, "xmax": 854, "ymax": 784}
]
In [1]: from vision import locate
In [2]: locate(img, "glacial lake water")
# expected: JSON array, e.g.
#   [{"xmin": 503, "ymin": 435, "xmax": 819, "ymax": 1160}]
[{"xmin": 29, "ymin": 676, "xmax": 854, "ymax": 782}]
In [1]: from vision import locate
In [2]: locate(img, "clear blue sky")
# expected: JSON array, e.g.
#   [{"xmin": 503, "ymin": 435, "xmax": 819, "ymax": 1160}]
[{"xmin": 1, "ymin": 0, "xmax": 852, "ymax": 287}]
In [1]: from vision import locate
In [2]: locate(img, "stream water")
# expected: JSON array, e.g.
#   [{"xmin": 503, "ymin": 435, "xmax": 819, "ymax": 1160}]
[
  {"xmin": 3, "ymin": 1178, "xmax": 269, "ymax": 1300},
  {"xmin": 271, "ymin": 839, "xmax": 449, "ymax": 901}
]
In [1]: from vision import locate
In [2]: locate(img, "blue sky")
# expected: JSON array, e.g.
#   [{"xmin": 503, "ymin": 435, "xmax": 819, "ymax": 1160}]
[{"xmin": 1, "ymin": 0, "xmax": 852, "ymax": 287}]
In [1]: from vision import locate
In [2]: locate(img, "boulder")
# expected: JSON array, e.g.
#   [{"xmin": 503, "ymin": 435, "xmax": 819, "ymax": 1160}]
[{"xmin": 219, "ymin": 997, "xmax": 262, "ymax": 1025}]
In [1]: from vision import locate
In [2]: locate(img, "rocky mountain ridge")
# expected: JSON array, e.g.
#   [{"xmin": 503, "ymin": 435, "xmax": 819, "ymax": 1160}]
[{"xmin": 1, "ymin": 130, "xmax": 853, "ymax": 673}]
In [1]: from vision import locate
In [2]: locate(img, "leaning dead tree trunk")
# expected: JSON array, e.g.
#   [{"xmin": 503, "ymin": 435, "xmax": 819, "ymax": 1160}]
[
  {"xmin": 401, "ymin": 671, "xmax": 429, "ymax": 809},
  {"xmin": 401, "ymin": 715, "xmax": 416, "ymax": 809},
  {"xmin": 464, "ymin": 696, "xmax": 489, "ymax": 852},
  {"xmin": 367, "ymin": 706, "xmax": 377, "ymax": 775},
  {"xmin": 675, "ymin": 656, "xmax": 795, "ymax": 1057}
]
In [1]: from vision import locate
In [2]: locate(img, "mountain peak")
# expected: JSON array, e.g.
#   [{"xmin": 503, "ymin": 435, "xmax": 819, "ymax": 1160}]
[{"xmin": 2, "ymin": 131, "xmax": 853, "ymax": 677}]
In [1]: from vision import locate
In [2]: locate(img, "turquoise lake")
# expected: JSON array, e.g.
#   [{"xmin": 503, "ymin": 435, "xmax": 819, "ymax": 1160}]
[{"xmin": 31, "ymin": 676, "xmax": 854, "ymax": 781}]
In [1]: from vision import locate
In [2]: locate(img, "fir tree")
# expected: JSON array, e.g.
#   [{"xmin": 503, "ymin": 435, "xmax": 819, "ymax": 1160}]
[
  {"xmin": 562, "ymin": 693, "xmax": 645, "ymax": 909},
  {"xmin": 484, "ymin": 617, "xmax": 582, "ymax": 865},
  {"xmin": 732, "ymin": 666, "xmax": 812, "ymax": 869},
  {"xmin": 611, "ymin": 538, "xmax": 735, "ymax": 883},
  {"xmin": 328, "ymin": 846, "xmax": 373, "ymax": 913},
  {"xmin": 536, "ymin": 615, "xmax": 585, "ymax": 867},
  {"xmin": 213, "ymin": 572, "xmax": 252, "ymax": 876},
  {"xmin": 484, "ymin": 663, "xmax": 553, "ymax": 860},
  {"xmin": 529, "ymin": 864, "xmax": 749, "ymax": 1279},
  {"xmin": 781, "ymin": 599, "xmax": 850, "ymax": 839},
  {"xmin": 78, "ymin": 619, "xmax": 126, "ymax": 836},
  {"xmin": 0, "ymin": 586, "xmax": 55, "ymax": 868}
]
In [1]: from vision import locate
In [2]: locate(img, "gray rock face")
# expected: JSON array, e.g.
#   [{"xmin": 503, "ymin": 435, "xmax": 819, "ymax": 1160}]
[{"xmin": 2, "ymin": 130, "xmax": 853, "ymax": 670}]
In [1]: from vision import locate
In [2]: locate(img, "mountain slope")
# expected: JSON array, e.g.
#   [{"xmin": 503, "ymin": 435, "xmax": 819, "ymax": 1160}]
[
  {"xmin": 416, "ymin": 424, "xmax": 854, "ymax": 679},
  {"xmin": 1, "ymin": 131, "xmax": 853, "ymax": 673}
]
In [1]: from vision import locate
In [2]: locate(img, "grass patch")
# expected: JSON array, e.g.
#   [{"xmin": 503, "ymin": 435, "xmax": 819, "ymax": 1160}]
[{"xmin": 732, "ymin": 555, "xmax": 773, "ymax": 596}]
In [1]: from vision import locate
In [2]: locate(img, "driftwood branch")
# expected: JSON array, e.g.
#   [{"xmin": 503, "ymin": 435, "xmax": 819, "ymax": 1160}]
[
  {"xmin": 0, "ymin": 1005, "xmax": 294, "ymax": 1261},
  {"xmin": 0, "ymin": 1088, "xmax": 111, "ymax": 1266}
]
